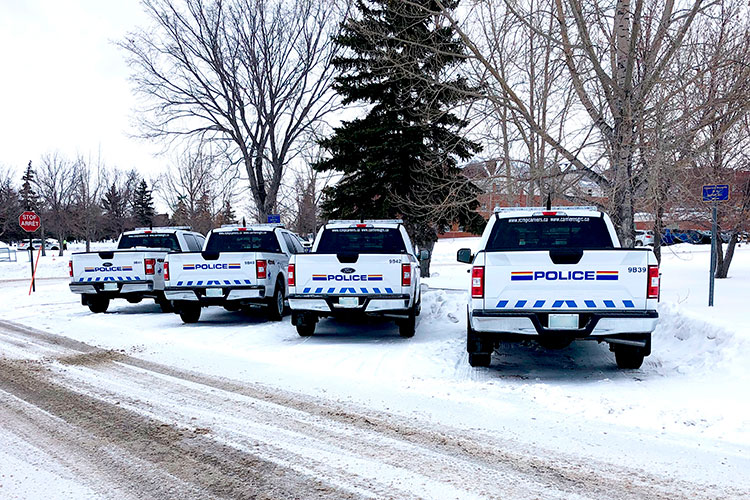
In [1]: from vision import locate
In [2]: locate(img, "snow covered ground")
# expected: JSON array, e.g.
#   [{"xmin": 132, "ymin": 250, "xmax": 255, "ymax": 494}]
[{"xmin": 0, "ymin": 239, "xmax": 748, "ymax": 498}]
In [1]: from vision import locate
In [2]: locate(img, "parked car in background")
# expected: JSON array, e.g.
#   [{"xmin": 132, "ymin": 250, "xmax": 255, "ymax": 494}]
[
  {"xmin": 18, "ymin": 238, "xmax": 65, "ymax": 251},
  {"xmin": 635, "ymin": 230, "xmax": 654, "ymax": 247}
]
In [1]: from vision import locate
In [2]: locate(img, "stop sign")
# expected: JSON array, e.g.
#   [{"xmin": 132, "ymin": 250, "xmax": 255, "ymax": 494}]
[{"xmin": 19, "ymin": 211, "xmax": 41, "ymax": 233}]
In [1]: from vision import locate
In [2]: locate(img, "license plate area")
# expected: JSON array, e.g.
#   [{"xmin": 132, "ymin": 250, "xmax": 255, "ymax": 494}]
[
  {"xmin": 205, "ymin": 288, "xmax": 224, "ymax": 298},
  {"xmin": 102, "ymin": 283, "xmax": 118, "ymax": 291},
  {"xmin": 548, "ymin": 313, "xmax": 579, "ymax": 330},
  {"xmin": 337, "ymin": 296, "xmax": 359, "ymax": 308}
]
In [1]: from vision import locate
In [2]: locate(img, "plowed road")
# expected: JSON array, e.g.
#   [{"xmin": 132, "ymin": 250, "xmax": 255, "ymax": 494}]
[{"xmin": 0, "ymin": 320, "xmax": 742, "ymax": 499}]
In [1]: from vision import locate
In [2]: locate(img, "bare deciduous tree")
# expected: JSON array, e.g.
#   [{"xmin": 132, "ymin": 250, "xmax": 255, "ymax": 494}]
[
  {"xmin": 35, "ymin": 153, "xmax": 79, "ymax": 256},
  {"xmin": 121, "ymin": 0, "xmax": 348, "ymax": 222},
  {"xmin": 424, "ymin": 0, "xmax": 749, "ymax": 246}
]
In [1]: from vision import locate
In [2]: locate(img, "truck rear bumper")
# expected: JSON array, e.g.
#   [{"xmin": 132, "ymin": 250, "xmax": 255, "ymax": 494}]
[
  {"xmin": 164, "ymin": 286, "xmax": 265, "ymax": 303},
  {"xmin": 70, "ymin": 281, "xmax": 154, "ymax": 295},
  {"xmin": 288, "ymin": 294, "xmax": 411, "ymax": 314},
  {"xmin": 471, "ymin": 309, "xmax": 658, "ymax": 337}
]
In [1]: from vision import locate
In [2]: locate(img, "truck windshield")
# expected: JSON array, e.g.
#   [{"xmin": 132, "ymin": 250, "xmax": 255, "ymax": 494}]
[
  {"xmin": 118, "ymin": 233, "xmax": 181, "ymax": 251},
  {"xmin": 204, "ymin": 231, "xmax": 281, "ymax": 253},
  {"xmin": 486, "ymin": 216, "xmax": 614, "ymax": 251},
  {"xmin": 316, "ymin": 228, "xmax": 406, "ymax": 254}
]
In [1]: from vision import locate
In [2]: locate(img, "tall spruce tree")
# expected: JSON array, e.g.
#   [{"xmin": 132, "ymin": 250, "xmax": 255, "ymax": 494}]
[
  {"xmin": 132, "ymin": 179, "xmax": 155, "ymax": 227},
  {"xmin": 315, "ymin": 0, "xmax": 483, "ymax": 275},
  {"xmin": 20, "ymin": 161, "xmax": 39, "ymax": 211}
]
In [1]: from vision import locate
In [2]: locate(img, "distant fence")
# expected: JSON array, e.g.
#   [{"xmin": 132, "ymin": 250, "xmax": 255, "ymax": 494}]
[{"xmin": 0, "ymin": 247, "xmax": 17, "ymax": 262}]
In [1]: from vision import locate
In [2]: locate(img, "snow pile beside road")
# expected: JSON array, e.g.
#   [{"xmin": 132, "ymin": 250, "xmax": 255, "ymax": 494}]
[{"xmin": 653, "ymin": 302, "xmax": 748, "ymax": 377}]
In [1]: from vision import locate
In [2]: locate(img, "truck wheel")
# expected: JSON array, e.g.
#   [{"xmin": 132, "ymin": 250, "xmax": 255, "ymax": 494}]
[
  {"xmin": 87, "ymin": 296, "xmax": 110, "ymax": 314},
  {"xmin": 614, "ymin": 346, "xmax": 645, "ymax": 369},
  {"xmin": 398, "ymin": 308, "xmax": 416, "ymax": 338},
  {"xmin": 267, "ymin": 280, "xmax": 285, "ymax": 321},
  {"xmin": 126, "ymin": 296, "xmax": 142, "ymax": 304},
  {"xmin": 294, "ymin": 312, "xmax": 316, "ymax": 337},
  {"xmin": 468, "ymin": 353, "xmax": 491, "ymax": 367},
  {"xmin": 179, "ymin": 305, "xmax": 201, "ymax": 324},
  {"xmin": 156, "ymin": 294, "xmax": 173, "ymax": 313}
]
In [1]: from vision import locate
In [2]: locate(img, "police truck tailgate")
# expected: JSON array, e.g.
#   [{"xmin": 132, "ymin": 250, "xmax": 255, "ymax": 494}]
[
  {"xmin": 482, "ymin": 250, "xmax": 653, "ymax": 312},
  {"xmin": 293, "ymin": 254, "xmax": 407, "ymax": 297},
  {"xmin": 70, "ymin": 251, "xmax": 159, "ymax": 288},
  {"xmin": 165, "ymin": 253, "xmax": 257, "ymax": 290}
]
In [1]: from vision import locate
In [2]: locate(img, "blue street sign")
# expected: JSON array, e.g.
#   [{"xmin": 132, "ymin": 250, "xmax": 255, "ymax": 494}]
[
  {"xmin": 702, "ymin": 184, "xmax": 729, "ymax": 202},
  {"xmin": 267, "ymin": 214, "xmax": 281, "ymax": 224}
]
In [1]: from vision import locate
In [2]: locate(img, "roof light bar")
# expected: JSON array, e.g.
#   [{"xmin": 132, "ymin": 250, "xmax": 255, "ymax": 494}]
[{"xmin": 493, "ymin": 206, "xmax": 598, "ymax": 213}]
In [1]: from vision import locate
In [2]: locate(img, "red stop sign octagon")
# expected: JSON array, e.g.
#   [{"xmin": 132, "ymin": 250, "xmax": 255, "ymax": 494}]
[{"xmin": 19, "ymin": 211, "xmax": 41, "ymax": 233}]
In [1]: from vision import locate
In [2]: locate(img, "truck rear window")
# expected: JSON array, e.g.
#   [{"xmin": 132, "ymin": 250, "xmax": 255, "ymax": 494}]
[
  {"xmin": 486, "ymin": 216, "xmax": 614, "ymax": 251},
  {"xmin": 204, "ymin": 231, "xmax": 281, "ymax": 253},
  {"xmin": 316, "ymin": 228, "xmax": 406, "ymax": 254},
  {"xmin": 118, "ymin": 233, "xmax": 181, "ymax": 251}
]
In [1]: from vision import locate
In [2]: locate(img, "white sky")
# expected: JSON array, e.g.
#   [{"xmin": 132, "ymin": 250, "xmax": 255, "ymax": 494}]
[{"xmin": 0, "ymin": 0, "xmax": 165, "ymax": 178}]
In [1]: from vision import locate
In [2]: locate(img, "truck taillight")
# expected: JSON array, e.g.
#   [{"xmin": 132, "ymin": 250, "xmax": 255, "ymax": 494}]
[
  {"xmin": 402, "ymin": 264, "xmax": 411, "ymax": 286},
  {"xmin": 145, "ymin": 258, "xmax": 155, "ymax": 275},
  {"xmin": 471, "ymin": 266, "xmax": 484, "ymax": 298},
  {"xmin": 256, "ymin": 260, "xmax": 267, "ymax": 280},
  {"xmin": 288, "ymin": 264, "xmax": 295, "ymax": 287},
  {"xmin": 647, "ymin": 265, "xmax": 660, "ymax": 299},
  {"xmin": 164, "ymin": 261, "xmax": 170, "ymax": 281},
  {"xmin": 69, "ymin": 261, "xmax": 73, "ymax": 277}
]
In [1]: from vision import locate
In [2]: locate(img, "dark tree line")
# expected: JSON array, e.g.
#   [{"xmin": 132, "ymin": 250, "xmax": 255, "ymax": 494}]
[{"xmin": 0, "ymin": 158, "xmax": 157, "ymax": 253}]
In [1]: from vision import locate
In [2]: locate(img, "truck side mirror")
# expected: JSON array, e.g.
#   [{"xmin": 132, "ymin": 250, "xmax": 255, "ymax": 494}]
[
  {"xmin": 457, "ymin": 248, "xmax": 472, "ymax": 264},
  {"xmin": 419, "ymin": 249, "xmax": 430, "ymax": 261}
]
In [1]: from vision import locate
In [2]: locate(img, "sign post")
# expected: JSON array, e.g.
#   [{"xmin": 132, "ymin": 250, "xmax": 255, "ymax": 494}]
[
  {"xmin": 19, "ymin": 211, "xmax": 41, "ymax": 293},
  {"xmin": 702, "ymin": 185, "xmax": 729, "ymax": 306},
  {"xmin": 267, "ymin": 214, "xmax": 281, "ymax": 224}
]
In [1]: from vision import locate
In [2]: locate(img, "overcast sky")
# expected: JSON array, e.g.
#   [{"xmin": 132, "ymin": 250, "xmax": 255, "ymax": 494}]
[{"xmin": 0, "ymin": 0, "xmax": 165, "ymax": 178}]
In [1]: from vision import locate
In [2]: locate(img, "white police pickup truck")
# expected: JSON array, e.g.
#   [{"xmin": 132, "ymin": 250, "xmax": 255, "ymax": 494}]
[
  {"xmin": 287, "ymin": 220, "xmax": 428, "ymax": 338},
  {"xmin": 69, "ymin": 228, "xmax": 205, "ymax": 313},
  {"xmin": 458, "ymin": 207, "xmax": 660, "ymax": 369},
  {"xmin": 163, "ymin": 224, "xmax": 303, "ymax": 323}
]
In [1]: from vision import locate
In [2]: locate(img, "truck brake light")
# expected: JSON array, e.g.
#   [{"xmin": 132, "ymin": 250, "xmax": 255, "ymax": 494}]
[
  {"xmin": 647, "ymin": 265, "xmax": 660, "ymax": 299},
  {"xmin": 256, "ymin": 260, "xmax": 267, "ymax": 279},
  {"xmin": 288, "ymin": 264, "xmax": 295, "ymax": 286},
  {"xmin": 402, "ymin": 264, "xmax": 411, "ymax": 286},
  {"xmin": 145, "ymin": 258, "xmax": 156, "ymax": 275},
  {"xmin": 542, "ymin": 211, "xmax": 557, "ymax": 216},
  {"xmin": 69, "ymin": 261, "xmax": 73, "ymax": 277},
  {"xmin": 164, "ymin": 261, "xmax": 170, "ymax": 281},
  {"xmin": 471, "ymin": 266, "xmax": 484, "ymax": 298}
]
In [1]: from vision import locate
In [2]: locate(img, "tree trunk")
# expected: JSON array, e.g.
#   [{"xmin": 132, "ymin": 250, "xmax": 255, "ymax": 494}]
[
  {"xmin": 716, "ymin": 231, "xmax": 738, "ymax": 279},
  {"xmin": 40, "ymin": 226, "xmax": 47, "ymax": 256}
]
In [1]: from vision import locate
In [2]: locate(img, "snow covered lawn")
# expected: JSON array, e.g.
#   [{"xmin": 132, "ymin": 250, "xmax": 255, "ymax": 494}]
[{"xmin": 0, "ymin": 239, "xmax": 748, "ymax": 495}]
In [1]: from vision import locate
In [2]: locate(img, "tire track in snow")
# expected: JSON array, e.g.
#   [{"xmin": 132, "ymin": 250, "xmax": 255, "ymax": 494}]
[{"xmin": 1, "ymin": 319, "xmax": 743, "ymax": 500}]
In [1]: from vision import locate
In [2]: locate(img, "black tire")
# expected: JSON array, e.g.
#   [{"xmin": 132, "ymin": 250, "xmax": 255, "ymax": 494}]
[
  {"xmin": 468, "ymin": 352, "xmax": 491, "ymax": 367},
  {"xmin": 296, "ymin": 323, "xmax": 316, "ymax": 336},
  {"xmin": 267, "ymin": 279, "xmax": 285, "ymax": 321},
  {"xmin": 87, "ymin": 296, "xmax": 109, "ymax": 314},
  {"xmin": 157, "ymin": 299, "xmax": 173, "ymax": 313},
  {"xmin": 293, "ymin": 312, "xmax": 316, "ymax": 336},
  {"xmin": 126, "ymin": 296, "xmax": 143, "ymax": 304},
  {"xmin": 179, "ymin": 305, "xmax": 201, "ymax": 324},
  {"xmin": 223, "ymin": 302, "xmax": 241, "ymax": 312},
  {"xmin": 635, "ymin": 240, "xmax": 643, "ymax": 247},
  {"xmin": 614, "ymin": 346, "xmax": 646, "ymax": 369},
  {"xmin": 398, "ymin": 307, "xmax": 416, "ymax": 338}
]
